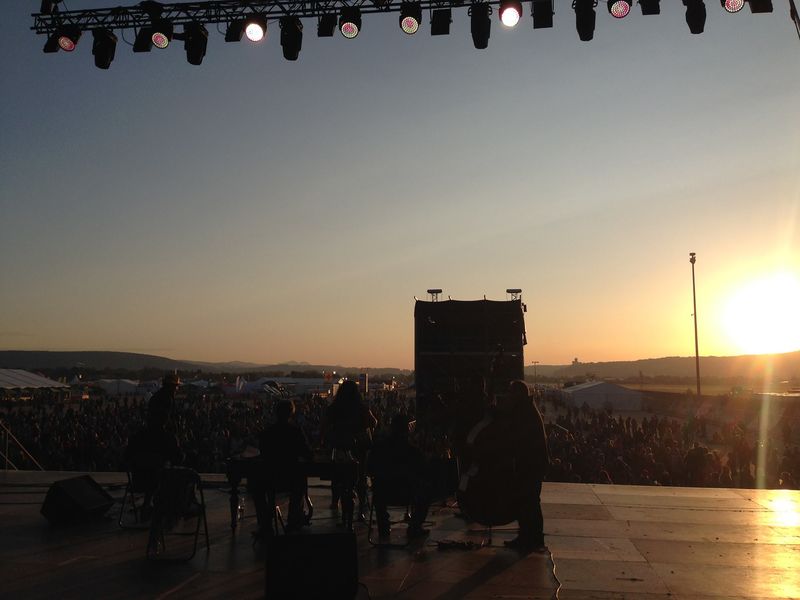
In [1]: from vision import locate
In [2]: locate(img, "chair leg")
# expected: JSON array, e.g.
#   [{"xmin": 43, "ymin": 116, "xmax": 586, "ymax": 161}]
[
  {"xmin": 118, "ymin": 486, "xmax": 129, "ymax": 528},
  {"xmin": 367, "ymin": 497, "xmax": 376, "ymax": 545},
  {"xmin": 200, "ymin": 488, "xmax": 210, "ymax": 551}
]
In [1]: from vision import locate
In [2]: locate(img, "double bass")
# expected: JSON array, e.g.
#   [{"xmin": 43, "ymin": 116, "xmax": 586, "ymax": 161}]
[{"xmin": 454, "ymin": 349, "xmax": 525, "ymax": 526}]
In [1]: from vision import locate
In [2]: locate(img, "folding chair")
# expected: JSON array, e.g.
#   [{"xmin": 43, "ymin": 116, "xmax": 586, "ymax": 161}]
[
  {"xmin": 146, "ymin": 467, "xmax": 210, "ymax": 561},
  {"xmin": 118, "ymin": 470, "xmax": 154, "ymax": 529}
]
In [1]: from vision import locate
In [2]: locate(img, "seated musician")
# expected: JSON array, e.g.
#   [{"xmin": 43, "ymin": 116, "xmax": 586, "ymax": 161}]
[
  {"xmin": 367, "ymin": 415, "xmax": 431, "ymax": 540},
  {"xmin": 252, "ymin": 400, "xmax": 312, "ymax": 536},
  {"xmin": 123, "ymin": 407, "xmax": 183, "ymax": 517}
]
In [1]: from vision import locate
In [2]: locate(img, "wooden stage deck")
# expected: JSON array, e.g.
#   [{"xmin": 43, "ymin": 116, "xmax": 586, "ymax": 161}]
[{"xmin": 1, "ymin": 471, "xmax": 798, "ymax": 599}]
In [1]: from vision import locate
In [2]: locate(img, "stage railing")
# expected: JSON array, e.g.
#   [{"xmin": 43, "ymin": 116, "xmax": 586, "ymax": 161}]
[{"xmin": 0, "ymin": 420, "xmax": 44, "ymax": 471}]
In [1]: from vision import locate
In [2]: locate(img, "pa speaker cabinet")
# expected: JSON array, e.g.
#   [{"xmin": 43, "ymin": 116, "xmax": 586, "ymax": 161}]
[
  {"xmin": 265, "ymin": 531, "xmax": 358, "ymax": 599},
  {"xmin": 41, "ymin": 475, "xmax": 114, "ymax": 525}
]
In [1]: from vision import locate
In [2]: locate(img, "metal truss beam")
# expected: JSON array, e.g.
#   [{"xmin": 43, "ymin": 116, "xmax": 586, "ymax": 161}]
[{"xmin": 31, "ymin": 0, "xmax": 516, "ymax": 35}]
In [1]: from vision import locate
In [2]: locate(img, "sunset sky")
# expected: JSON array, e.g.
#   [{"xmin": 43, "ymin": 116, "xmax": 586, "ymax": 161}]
[{"xmin": 1, "ymin": 0, "xmax": 798, "ymax": 369}]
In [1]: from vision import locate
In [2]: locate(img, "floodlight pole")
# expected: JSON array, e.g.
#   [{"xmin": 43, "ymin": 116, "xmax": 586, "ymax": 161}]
[
  {"xmin": 532, "ymin": 360, "xmax": 539, "ymax": 386},
  {"xmin": 689, "ymin": 252, "xmax": 701, "ymax": 399}
]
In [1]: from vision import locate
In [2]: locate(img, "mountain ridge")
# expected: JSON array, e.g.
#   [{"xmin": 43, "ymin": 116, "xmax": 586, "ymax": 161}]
[{"xmin": 1, "ymin": 349, "xmax": 798, "ymax": 380}]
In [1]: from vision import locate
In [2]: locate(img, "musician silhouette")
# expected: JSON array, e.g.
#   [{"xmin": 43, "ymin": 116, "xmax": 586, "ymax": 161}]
[
  {"xmin": 500, "ymin": 380, "xmax": 549, "ymax": 551},
  {"xmin": 123, "ymin": 406, "xmax": 183, "ymax": 516},
  {"xmin": 252, "ymin": 400, "xmax": 312, "ymax": 536},
  {"xmin": 323, "ymin": 380, "xmax": 375, "ymax": 528},
  {"xmin": 367, "ymin": 415, "xmax": 431, "ymax": 539}
]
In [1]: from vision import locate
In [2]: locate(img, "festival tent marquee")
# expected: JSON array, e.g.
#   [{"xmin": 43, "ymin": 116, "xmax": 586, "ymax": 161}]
[
  {"xmin": 0, "ymin": 369, "xmax": 70, "ymax": 401},
  {"xmin": 561, "ymin": 381, "xmax": 643, "ymax": 411}
]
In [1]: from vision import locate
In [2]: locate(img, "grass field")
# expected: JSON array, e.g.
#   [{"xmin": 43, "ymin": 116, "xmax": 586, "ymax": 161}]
[{"xmin": 619, "ymin": 383, "xmax": 792, "ymax": 395}]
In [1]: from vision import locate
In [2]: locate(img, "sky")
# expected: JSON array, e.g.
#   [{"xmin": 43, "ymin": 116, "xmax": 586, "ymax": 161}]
[{"xmin": 1, "ymin": 0, "xmax": 799, "ymax": 369}]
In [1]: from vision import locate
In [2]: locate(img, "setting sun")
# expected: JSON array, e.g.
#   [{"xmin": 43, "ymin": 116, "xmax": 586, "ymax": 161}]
[{"xmin": 721, "ymin": 272, "xmax": 800, "ymax": 355}]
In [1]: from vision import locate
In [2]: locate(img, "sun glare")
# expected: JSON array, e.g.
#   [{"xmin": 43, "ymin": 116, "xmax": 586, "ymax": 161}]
[{"xmin": 721, "ymin": 272, "xmax": 800, "ymax": 355}]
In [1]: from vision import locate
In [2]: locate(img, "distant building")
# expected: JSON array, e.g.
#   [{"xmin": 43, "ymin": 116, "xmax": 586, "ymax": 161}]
[{"xmin": 561, "ymin": 381, "xmax": 643, "ymax": 412}]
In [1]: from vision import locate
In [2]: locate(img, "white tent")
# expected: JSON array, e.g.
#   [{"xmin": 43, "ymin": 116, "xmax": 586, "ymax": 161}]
[{"xmin": 561, "ymin": 381, "xmax": 643, "ymax": 411}]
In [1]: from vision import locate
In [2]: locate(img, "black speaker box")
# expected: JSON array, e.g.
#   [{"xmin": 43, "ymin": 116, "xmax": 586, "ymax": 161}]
[
  {"xmin": 265, "ymin": 532, "xmax": 358, "ymax": 599},
  {"xmin": 41, "ymin": 475, "xmax": 114, "ymax": 525}
]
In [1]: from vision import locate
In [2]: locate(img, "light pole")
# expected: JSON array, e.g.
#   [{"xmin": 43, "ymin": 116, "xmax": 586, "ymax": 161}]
[
  {"xmin": 689, "ymin": 252, "xmax": 701, "ymax": 398},
  {"xmin": 532, "ymin": 361, "xmax": 539, "ymax": 387}
]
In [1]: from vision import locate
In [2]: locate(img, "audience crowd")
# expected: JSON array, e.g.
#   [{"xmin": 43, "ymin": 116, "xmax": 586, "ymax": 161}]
[{"xmin": 1, "ymin": 391, "xmax": 797, "ymax": 491}]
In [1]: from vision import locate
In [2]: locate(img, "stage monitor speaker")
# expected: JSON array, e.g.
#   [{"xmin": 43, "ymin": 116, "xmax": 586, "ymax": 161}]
[
  {"xmin": 41, "ymin": 475, "xmax": 114, "ymax": 525},
  {"xmin": 265, "ymin": 532, "xmax": 358, "ymax": 599}
]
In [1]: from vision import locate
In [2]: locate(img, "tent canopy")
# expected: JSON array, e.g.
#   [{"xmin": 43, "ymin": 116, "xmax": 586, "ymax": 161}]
[{"xmin": 0, "ymin": 369, "xmax": 69, "ymax": 390}]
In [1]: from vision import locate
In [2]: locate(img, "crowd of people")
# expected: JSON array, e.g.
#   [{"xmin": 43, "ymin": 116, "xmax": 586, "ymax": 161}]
[
  {"xmin": 544, "ymin": 403, "xmax": 799, "ymax": 489},
  {"xmin": 1, "ymin": 382, "xmax": 798, "ymax": 494}
]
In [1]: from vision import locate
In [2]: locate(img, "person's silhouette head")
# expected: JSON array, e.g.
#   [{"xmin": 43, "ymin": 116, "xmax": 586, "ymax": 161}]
[{"xmin": 275, "ymin": 400, "xmax": 295, "ymax": 423}]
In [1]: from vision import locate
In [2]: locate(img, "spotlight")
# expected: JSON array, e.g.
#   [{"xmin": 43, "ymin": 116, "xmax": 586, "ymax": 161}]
[
  {"xmin": 499, "ymin": 0, "xmax": 522, "ymax": 26},
  {"xmin": 40, "ymin": 0, "xmax": 60, "ymax": 15},
  {"xmin": 225, "ymin": 21, "xmax": 244, "ymax": 42},
  {"xmin": 400, "ymin": 3, "xmax": 422, "ymax": 34},
  {"xmin": 245, "ymin": 15, "xmax": 267, "ymax": 42},
  {"xmin": 532, "ymin": 0, "xmax": 554, "ymax": 28},
  {"xmin": 151, "ymin": 19, "xmax": 173, "ymax": 48},
  {"xmin": 92, "ymin": 29, "xmax": 117, "ymax": 69},
  {"xmin": 43, "ymin": 33, "xmax": 60, "ymax": 53},
  {"xmin": 280, "ymin": 17, "xmax": 303, "ymax": 60},
  {"xmin": 683, "ymin": 0, "xmax": 706, "ymax": 33},
  {"xmin": 470, "ymin": 3, "xmax": 491, "ymax": 49},
  {"xmin": 748, "ymin": 0, "xmax": 773, "ymax": 12},
  {"xmin": 431, "ymin": 8, "xmax": 452, "ymax": 35},
  {"xmin": 57, "ymin": 26, "xmax": 82, "ymax": 52},
  {"xmin": 339, "ymin": 7, "xmax": 361, "ymax": 38},
  {"xmin": 318, "ymin": 14, "xmax": 337, "ymax": 36},
  {"xmin": 721, "ymin": 0, "xmax": 744, "ymax": 11},
  {"xmin": 639, "ymin": 0, "xmax": 661, "ymax": 13},
  {"xmin": 184, "ymin": 22, "xmax": 208, "ymax": 65},
  {"xmin": 573, "ymin": 0, "xmax": 597, "ymax": 41},
  {"xmin": 133, "ymin": 27, "xmax": 153, "ymax": 52},
  {"xmin": 608, "ymin": 0, "xmax": 632, "ymax": 17}
]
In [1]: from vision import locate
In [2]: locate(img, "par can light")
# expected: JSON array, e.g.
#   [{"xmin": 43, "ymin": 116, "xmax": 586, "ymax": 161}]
[
  {"xmin": 340, "ymin": 7, "xmax": 361, "ymax": 38},
  {"xmin": 499, "ymin": 0, "xmax": 522, "ymax": 26},
  {"xmin": 608, "ymin": 0, "xmax": 631, "ymax": 17},
  {"xmin": 400, "ymin": 3, "xmax": 422, "ymax": 34}
]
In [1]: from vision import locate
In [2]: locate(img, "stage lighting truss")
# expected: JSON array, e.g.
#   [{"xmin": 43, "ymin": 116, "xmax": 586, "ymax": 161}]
[{"xmin": 31, "ymin": 0, "xmax": 800, "ymax": 67}]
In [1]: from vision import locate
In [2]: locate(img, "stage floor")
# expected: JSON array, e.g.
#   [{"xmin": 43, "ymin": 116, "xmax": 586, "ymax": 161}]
[{"xmin": 1, "ymin": 471, "xmax": 798, "ymax": 599}]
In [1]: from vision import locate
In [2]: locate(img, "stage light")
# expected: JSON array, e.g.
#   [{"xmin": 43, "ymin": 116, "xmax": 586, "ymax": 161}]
[
  {"xmin": 225, "ymin": 21, "xmax": 244, "ymax": 42},
  {"xmin": 40, "ymin": 0, "xmax": 60, "ymax": 15},
  {"xmin": 133, "ymin": 27, "xmax": 153, "ymax": 52},
  {"xmin": 43, "ymin": 33, "xmax": 60, "ymax": 53},
  {"xmin": 748, "ymin": 0, "xmax": 773, "ymax": 12},
  {"xmin": 184, "ymin": 22, "xmax": 208, "ymax": 65},
  {"xmin": 58, "ymin": 26, "xmax": 81, "ymax": 52},
  {"xmin": 151, "ymin": 19, "xmax": 173, "ymax": 48},
  {"xmin": 400, "ymin": 3, "xmax": 422, "ymax": 34},
  {"xmin": 639, "ymin": 0, "xmax": 661, "ymax": 13},
  {"xmin": 608, "ymin": 0, "xmax": 632, "ymax": 17},
  {"xmin": 721, "ymin": 0, "xmax": 744, "ymax": 11},
  {"xmin": 430, "ymin": 8, "xmax": 452, "ymax": 35},
  {"xmin": 245, "ymin": 15, "xmax": 267, "ymax": 41},
  {"xmin": 532, "ymin": 0, "xmax": 554, "ymax": 28},
  {"xmin": 499, "ymin": 0, "xmax": 522, "ymax": 26},
  {"xmin": 573, "ymin": 0, "xmax": 597, "ymax": 40},
  {"xmin": 280, "ymin": 17, "xmax": 303, "ymax": 60},
  {"xmin": 91, "ymin": 29, "xmax": 117, "ymax": 69},
  {"xmin": 339, "ymin": 7, "xmax": 361, "ymax": 38},
  {"xmin": 683, "ymin": 0, "xmax": 706, "ymax": 33},
  {"xmin": 470, "ymin": 3, "xmax": 491, "ymax": 49},
  {"xmin": 318, "ymin": 14, "xmax": 337, "ymax": 36}
]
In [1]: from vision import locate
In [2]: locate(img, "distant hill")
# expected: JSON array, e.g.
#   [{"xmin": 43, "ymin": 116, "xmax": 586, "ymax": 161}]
[
  {"xmin": 525, "ymin": 351, "xmax": 800, "ymax": 381},
  {"xmin": 0, "ymin": 351, "xmax": 410, "ymax": 377},
  {"xmin": 3, "ymin": 349, "xmax": 798, "ymax": 381}
]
